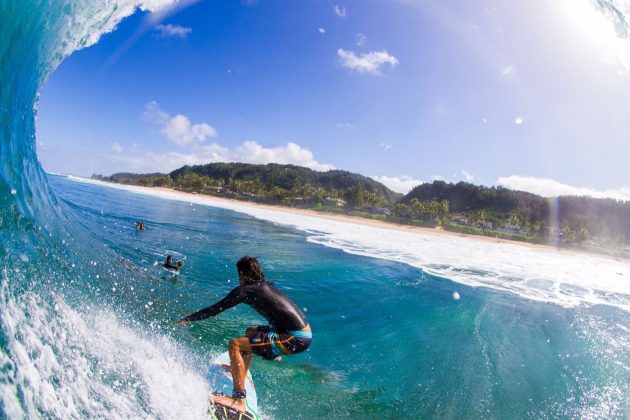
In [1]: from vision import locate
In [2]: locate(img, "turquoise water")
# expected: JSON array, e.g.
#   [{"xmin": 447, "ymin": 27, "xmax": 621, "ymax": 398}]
[
  {"xmin": 1, "ymin": 1, "xmax": 629, "ymax": 418},
  {"xmin": 16, "ymin": 175, "xmax": 630, "ymax": 418}
]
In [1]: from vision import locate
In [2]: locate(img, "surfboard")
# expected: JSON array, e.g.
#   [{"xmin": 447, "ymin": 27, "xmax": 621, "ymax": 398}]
[{"xmin": 206, "ymin": 352, "xmax": 259, "ymax": 420}]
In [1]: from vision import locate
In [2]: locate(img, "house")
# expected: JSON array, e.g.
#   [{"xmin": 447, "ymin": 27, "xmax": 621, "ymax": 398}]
[
  {"xmin": 498, "ymin": 224, "xmax": 530, "ymax": 236},
  {"xmin": 325, "ymin": 198, "xmax": 346, "ymax": 207},
  {"xmin": 366, "ymin": 207, "xmax": 392, "ymax": 216},
  {"xmin": 474, "ymin": 221, "xmax": 493, "ymax": 229},
  {"xmin": 452, "ymin": 216, "xmax": 469, "ymax": 225}
]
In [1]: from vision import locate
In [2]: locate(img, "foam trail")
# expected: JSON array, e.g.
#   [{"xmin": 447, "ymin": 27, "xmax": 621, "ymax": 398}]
[{"xmin": 72, "ymin": 177, "xmax": 630, "ymax": 312}]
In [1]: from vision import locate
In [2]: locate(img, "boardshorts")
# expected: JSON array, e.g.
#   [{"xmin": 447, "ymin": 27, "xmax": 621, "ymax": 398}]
[{"xmin": 247, "ymin": 325, "xmax": 312, "ymax": 360}]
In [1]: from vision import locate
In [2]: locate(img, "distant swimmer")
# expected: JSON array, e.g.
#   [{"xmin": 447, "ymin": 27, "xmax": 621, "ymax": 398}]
[
  {"xmin": 136, "ymin": 220, "xmax": 145, "ymax": 231},
  {"xmin": 163, "ymin": 255, "xmax": 184, "ymax": 271},
  {"xmin": 176, "ymin": 256, "xmax": 311, "ymax": 413}
]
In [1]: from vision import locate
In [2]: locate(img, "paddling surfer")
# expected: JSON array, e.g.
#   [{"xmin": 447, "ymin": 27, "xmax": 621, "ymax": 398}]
[
  {"xmin": 176, "ymin": 256, "xmax": 312, "ymax": 413},
  {"xmin": 163, "ymin": 255, "xmax": 184, "ymax": 271}
]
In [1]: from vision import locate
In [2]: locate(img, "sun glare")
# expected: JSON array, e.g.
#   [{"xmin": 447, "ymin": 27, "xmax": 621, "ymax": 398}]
[{"xmin": 561, "ymin": 0, "xmax": 630, "ymax": 73}]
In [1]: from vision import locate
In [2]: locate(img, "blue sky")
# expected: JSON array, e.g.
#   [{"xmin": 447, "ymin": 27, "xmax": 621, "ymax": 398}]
[{"xmin": 37, "ymin": 0, "xmax": 630, "ymax": 199}]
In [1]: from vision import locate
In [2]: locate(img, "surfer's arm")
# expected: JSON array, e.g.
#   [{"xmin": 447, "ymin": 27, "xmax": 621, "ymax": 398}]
[{"xmin": 176, "ymin": 287, "xmax": 244, "ymax": 324}]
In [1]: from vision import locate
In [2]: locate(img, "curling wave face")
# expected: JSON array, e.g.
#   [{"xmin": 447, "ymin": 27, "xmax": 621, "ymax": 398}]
[{"xmin": 0, "ymin": 2, "xmax": 214, "ymax": 418}]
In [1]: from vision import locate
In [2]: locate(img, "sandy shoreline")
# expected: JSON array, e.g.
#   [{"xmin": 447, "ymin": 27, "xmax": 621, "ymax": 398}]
[{"xmin": 122, "ymin": 185, "xmax": 627, "ymax": 263}]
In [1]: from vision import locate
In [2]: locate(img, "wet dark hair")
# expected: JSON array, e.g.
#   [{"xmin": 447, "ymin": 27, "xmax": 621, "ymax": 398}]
[
  {"xmin": 236, "ymin": 256, "xmax": 265, "ymax": 284},
  {"xmin": 166, "ymin": 255, "xmax": 173, "ymax": 262}
]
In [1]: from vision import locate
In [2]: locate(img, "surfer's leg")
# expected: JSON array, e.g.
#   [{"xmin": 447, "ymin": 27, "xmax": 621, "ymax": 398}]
[
  {"xmin": 243, "ymin": 351, "xmax": 253, "ymax": 371},
  {"xmin": 229, "ymin": 337, "xmax": 252, "ymax": 392},
  {"xmin": 212, "ymin": 336, "xmax": 252, "ymax": 413}
]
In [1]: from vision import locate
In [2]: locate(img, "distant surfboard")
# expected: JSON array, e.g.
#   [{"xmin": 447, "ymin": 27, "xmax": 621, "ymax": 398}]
[{"xmin": 206, "ymin": 352, "xmax": 259, "ymax": 420}]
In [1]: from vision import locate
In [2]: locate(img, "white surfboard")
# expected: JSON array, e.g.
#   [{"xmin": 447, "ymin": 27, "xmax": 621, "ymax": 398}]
[{"xmin": 206, "ymin": 352, "xmax": 259, "ymax": 420}]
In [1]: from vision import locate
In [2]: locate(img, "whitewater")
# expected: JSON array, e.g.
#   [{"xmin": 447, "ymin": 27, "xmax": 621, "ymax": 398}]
[{"xmin": 71, "ymin": 176, "xmax": 630, "ymax": 313}]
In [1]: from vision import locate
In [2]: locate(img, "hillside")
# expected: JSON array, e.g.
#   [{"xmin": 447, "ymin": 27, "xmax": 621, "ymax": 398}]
[
  {"xmin": 94, "ymin": 162, "xmax": 402, "ymax": 208},
  {"xmin": 170, "ymin": 163, "xmax": 402, "ymax": 204},
  {"xmin": 93, "ymin": 165, "xmax": 629, "ymax": 252},
  {"xmin": 402, "ymin": 180, "xmax": 630, "ymax": 245}
]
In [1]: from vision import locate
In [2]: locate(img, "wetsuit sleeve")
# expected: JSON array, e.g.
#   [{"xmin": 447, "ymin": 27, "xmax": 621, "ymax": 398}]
[{"xmin": 180, "ymin": 287, "xmax": 245, "ymax": 323}]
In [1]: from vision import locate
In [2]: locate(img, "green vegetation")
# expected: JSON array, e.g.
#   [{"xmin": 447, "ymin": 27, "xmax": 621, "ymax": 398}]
[{"xmin": 92, "ymin": 164, "xmax": 630, "ymax": 256}]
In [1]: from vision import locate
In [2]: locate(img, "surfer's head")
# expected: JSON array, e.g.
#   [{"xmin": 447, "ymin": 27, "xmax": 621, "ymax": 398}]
[
  {"xmin": 166, "ymin": 255, "xmax": 173, "ymax": 265},
  {"xmin": 237, "ymin": 256, "xmax": 265, "ymax": 284}
]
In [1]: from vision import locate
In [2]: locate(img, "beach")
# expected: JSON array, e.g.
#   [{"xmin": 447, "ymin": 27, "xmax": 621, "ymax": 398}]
[{"xmin": 110, "ymin": 182, "xmax": 625, "ymax": 263}]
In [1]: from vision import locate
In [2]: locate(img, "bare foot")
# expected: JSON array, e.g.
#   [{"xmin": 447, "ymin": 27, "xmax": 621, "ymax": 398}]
[
  {"xmin": 211, "ymin": 395, "xmax": 247, "ymax": 413},
  {"xmin": 273, "ymin": 356, "xmax": 282, "ymax": 361}
]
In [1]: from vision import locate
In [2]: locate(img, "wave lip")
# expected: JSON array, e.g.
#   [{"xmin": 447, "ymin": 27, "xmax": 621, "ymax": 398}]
[{"xmin": 0, "ymin": 0, "xmax": 176, "ymax": 220}]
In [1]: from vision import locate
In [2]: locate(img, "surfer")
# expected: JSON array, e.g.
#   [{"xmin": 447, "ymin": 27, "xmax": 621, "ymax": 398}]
[
  {"xmin": 136, "ymin": 220, "xmax": 145, "ymax": 231},
  {"xmin": 163, "ymin": 255, "xmax": 184, "ymax": 271},
  {"xmin": 176, "ymin": 256, "xmax": 311, "ymax": 413}
]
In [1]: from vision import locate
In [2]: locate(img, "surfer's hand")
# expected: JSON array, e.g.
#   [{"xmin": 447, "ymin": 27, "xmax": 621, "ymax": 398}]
[{"xmin": 176, "ymin": 319, "xmax": 189, "ymax": 325}]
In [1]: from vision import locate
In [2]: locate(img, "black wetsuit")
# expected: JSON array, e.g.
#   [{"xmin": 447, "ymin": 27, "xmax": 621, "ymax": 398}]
[{"xmin": 181, "ymin": 282, "xmax": 307, "ymax": 332}]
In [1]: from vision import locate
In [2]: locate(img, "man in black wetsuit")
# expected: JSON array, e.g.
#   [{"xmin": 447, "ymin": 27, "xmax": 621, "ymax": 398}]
[{"xmin": 176, "ymin": 256, "xmax": 311, "ymax": 413}]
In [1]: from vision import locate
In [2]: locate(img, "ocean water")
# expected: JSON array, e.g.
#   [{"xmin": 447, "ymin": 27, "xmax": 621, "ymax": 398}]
[{"xmin": 1, "ymin": 1, "xmax": 629, "ymax": 419}]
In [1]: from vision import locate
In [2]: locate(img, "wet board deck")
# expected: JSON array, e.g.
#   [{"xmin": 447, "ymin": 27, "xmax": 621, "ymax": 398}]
[{"xmin": 206, "ymin": 352, "xmax": 259, "ymax": 420}]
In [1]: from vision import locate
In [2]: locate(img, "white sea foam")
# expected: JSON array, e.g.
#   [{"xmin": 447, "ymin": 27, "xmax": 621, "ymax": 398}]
[
  {"xmin": 0, "ymin": 276, "xmax": 209, "ymax": 419},
  {"xmin": 68, "ymin": 177, "xmax": 630, "ymax": 312}
]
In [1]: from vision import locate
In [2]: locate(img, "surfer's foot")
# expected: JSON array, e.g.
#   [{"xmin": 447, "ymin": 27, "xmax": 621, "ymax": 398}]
[
  {"xmin": 274, "ymin": 356, "xmax": 282, "ymax": 361},
  {"xmin": 211, "ymin": 395, "xmax": 247, "ymax": 413}
]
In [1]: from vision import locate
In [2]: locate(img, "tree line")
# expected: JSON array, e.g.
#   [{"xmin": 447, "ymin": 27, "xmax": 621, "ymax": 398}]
[{"xmin": 92, "ymin": 163, "xmax": 630, "ymax": 250}]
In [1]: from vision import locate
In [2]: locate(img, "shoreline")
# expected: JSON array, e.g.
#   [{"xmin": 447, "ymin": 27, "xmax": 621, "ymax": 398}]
[{"xmin": 118, "ymin": 184, "xmax": 628, "ymax": 264}]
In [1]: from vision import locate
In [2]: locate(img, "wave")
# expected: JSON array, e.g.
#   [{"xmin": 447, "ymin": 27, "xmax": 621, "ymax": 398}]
[{"xmin": 0, "ymin": 2, "xmax": 211, "ymax": 418}]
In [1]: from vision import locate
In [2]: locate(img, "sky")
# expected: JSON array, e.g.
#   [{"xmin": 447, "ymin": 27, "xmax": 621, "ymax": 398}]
[{"xmin": 37, "ymin": 0, "xmax": 630, "ymax": 199}]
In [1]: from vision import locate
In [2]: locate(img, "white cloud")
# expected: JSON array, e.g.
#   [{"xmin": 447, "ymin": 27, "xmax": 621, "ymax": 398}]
[
  {"xmin": 163, "ymin": 115, "xmax": 217, "ymax": 146},
  {"xmin": 514, "ymin": 116, "xmax": 524, "ymax": 125},
  {"xmin": 371, "ymin": 175, "xmax": 424, "ymax": 194},
  {"xmin": 233, "ymin": 141, "xmax": 334, "ymax": 170},
  {"xmin": 337, "ymin": 48, "xmax": 399, "ymax": 75},
  {"xmin": 111, "ymin": 142, "xmax": 124, "ymax": 154},
  {"xmin": 356, "ymin": 33, "xmax": 366, "ymax": 47},
  {"xmin": 144, "ymin": 101, "xmax": 218, "ymax": 146},
  {"xmin": 334, "ymin": 5, "xmax": 346, "ymax": 17},
  {"xmin": 336, "ymin": 122, "xmax": 354, "ymax": 128},
  {"xmin": 318, "ymin": 27, "xmax": 326, "ymax": 34},
  {"xmin": 496, "ymin": 175, "xmax": 630, "ymax": 201},
  {"xmin": 431, "ymin": 175, "xmax": 446, "ymax": 181},
  {"xmin": 154, "ymin": 24, "xmax": 192, "ymax": 39},
  {"xmin": 379, "ymin": 142, "xmax": 392, "ymax": 151},
  {"xmin": 461, "ymin": 169, "xmax": 475, "ymax": 181},
  {"xmin": 110, "ymin": 140, "xmax": 335, "ymax": 174}
]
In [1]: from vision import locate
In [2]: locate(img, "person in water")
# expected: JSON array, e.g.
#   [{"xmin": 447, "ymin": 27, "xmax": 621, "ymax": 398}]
[
  {"xmin": 136, "ymin": 220, "xmax": 145, "ymax": 231},
  {"xmin": 163, "ymin": 255, "xmax": 184, "ymax": 271},
  {"xmin": 176, "ymin": 256, "xmax": 311, "ymax": 413}
]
